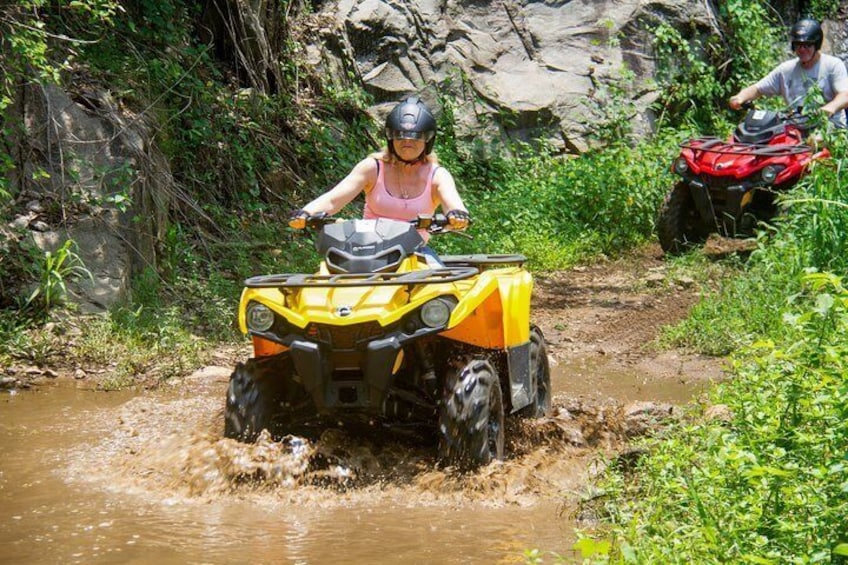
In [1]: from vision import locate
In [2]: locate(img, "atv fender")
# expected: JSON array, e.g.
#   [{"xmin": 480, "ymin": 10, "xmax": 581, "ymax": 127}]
[{"xmin": 442, "ymin": 269, "xmax": 532, "ymax": 349}]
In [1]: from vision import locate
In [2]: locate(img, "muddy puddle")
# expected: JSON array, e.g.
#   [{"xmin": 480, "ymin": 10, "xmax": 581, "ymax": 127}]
[{"xmin": 0, "ymin": 357, "xmax": 710, "ymax": 564}]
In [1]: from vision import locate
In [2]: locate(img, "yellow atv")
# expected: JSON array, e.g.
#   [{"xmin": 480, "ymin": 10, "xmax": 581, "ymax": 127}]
[{"xmin": 225, "ymin": 214, "xmax": 551, "ymax": 469}]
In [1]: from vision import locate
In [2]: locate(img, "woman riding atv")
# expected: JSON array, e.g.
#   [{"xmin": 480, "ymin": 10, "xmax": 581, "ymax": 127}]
[{"xmin": 288, "ymin": 96, "xmax": 470, "ymax": 265}]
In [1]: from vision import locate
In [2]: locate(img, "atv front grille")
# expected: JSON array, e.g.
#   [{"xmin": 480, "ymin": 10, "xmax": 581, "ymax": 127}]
[
  {"xmin": 306, "ymin": 321, "xmax": 386, "ymax": 349},
  {"xmin": 698, "ymin": 175, "xmax": 748, "ymax": 190}
]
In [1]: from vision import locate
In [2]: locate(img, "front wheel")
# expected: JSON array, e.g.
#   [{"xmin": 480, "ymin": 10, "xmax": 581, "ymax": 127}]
[
  {"xmin": 657, "ymin": 181, "xmax": 711, "ymax": 255},
  {"xmin": 438, "ymin": 358, "xmax": 505, "ymax": 470},
  {"xmin": 224, "ymin": 356, "xmax": 287, "ymax": 442}
]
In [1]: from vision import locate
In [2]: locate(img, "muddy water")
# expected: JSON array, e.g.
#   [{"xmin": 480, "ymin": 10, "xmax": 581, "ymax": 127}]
[
  {"xmin": 0, "ymin": 358, "xmax": 707, "ymax": 564},
  {"xmin": 1, "ymin": 378, "xmax": 584, "ymax": 564},
  {"xmin": 553, "ymin": 352, "xmax": 716, "ymax": 405}
]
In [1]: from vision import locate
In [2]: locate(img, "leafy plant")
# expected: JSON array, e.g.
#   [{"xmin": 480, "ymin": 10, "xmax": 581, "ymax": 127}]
[
  {"xmin": 592, "ymin": 273, "xmax": 848, "ymax": 563},
  {"xmin": 26, "ymin": 239, "xmax": 93, "ymax": 314}
]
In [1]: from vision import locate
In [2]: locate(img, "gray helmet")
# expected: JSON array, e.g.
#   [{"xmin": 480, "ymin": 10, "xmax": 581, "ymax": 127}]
[
  {"xmin": 385, "ymin": 96, "xmax": 437, "ymax": 159},
  {"xmin": 791, "ymin": 18, "xmax": 823, "ymax": 50}
]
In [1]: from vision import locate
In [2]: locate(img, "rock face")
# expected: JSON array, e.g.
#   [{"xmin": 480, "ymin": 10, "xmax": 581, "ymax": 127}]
[
  {"xmin": 303, "ymin": 0, "xmax": 719, "ymax": 152},
  {"xmin": 7, "ymin": 84, "xmax": 170, "ymax": 312}
]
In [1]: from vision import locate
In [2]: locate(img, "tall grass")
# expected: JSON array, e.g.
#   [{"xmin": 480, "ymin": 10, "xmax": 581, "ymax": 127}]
[
  {"xmin": 430, "ymin": 131, "xmax": 684, "ymax": 270},
  {"xmin": 584, "ymin": 273, "xmax": 848, "ymax": 563}
]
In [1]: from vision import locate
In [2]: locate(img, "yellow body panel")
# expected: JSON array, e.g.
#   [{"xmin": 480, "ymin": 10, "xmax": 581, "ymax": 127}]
[
  {"xmin": 238, "ymin": 256, "xmax": 533, "ymax": 353},
  {"xmin": 442, "ymin": 268, "xmax": 532, "ymax": 348}
]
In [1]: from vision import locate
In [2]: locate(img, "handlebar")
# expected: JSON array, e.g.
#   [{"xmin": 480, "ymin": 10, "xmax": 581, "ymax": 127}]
[
  {"xmin": 738, "ymin": 102, "xmax": 812, "ymax": 129},
  {"xmin": 301, "ymin": 212, "xmax": 454, "ymax": 233}
]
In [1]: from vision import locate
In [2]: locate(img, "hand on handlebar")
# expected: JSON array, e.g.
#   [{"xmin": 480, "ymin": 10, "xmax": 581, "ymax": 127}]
[
  {"xmin": 729, "ymin": 96, "xmax": 744, "ymax": 111},
  {"xmin": 288, "ymin": 208, "xmax": 308, "ymax": 230},
  {"xmin": 446, "ymin": 209, "xmax": 471, "ymax": 231}
]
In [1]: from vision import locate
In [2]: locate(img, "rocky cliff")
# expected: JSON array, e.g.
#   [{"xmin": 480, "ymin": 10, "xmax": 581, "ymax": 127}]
[{"xmin": 303, "ymin": 0, "xmax": 720, "ymax": 152}]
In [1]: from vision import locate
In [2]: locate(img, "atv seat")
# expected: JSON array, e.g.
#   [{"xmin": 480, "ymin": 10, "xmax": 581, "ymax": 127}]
[{"xmin": 439, "ymin": 254, "xmax": 527, "ymax": 268}]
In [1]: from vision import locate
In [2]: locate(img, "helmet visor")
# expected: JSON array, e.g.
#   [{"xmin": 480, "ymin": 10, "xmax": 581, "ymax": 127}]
[{"xmin": 387, "ymin": 129, "xmax": 435, "ymax": 141}]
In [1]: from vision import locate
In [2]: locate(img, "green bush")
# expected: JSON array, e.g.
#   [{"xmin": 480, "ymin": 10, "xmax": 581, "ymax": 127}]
[{"xmin": 586, "ymin": 273, "xmax": 848, "ymax": 563}]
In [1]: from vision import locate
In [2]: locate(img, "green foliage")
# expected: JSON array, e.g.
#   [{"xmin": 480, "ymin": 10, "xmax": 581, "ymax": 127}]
[
  {"xmin": 0, "ymin": 1, "xmax": 121, "ymax": 205},
  {"xmin": 432, "ymin": 92, "xmax": 683, "ymax": 269},
  {"xmin": 583, "ymin": 65, "xmax": 639, "ymax": 144},
  {"xmin": 651, "ymin": 0, "xmax": 781, "ymax": 131},
  {"xmin": 652, "ymin": 22, "xmax": 727, "ymax": 130},
  {"xmin": 26, "ymin": 239, "xmax": 93, "ymax": 315},
  {"xmin": 718, "ymin": 1, "xmax": 782, "ymax": 89},
  {"xmin": 592, "ymin": 273, "xmax": 848, "ymax": 563},
  {"xmin": 806, "ymin": 0, "xmax": 841, "ymax": 19}
]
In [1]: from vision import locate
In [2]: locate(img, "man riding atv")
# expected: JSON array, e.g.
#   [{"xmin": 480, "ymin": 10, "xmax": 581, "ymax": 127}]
[{"xmin": 729, "ymin": 18, "xmax": 848, "ymax": 127}]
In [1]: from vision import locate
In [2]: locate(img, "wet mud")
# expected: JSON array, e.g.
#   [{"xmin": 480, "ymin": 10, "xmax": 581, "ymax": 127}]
[{"xmin": 73, "ymin": 368, "xmax": 626, "ymax": 505}]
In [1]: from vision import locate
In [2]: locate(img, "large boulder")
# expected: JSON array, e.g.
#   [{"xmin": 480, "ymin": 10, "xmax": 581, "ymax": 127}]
[
  {"xmin": 6, "ymin": 84, "xmax": 170, "ymax": 312},
  {"xmin": 303, "ymin": 0, "xmax": 719, "ymax": 152}
]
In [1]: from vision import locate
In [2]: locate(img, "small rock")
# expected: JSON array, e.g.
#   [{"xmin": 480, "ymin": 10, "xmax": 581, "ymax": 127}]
[
  {"xmin": 675, "ymin": 275, "xmax": 695, "ymax": 288},
  {"xmin": 10, "ymin": 215, "xmax": 32, "ymax": 230},
  {"xmin": 704, "ymin": 404, "xmax": 733, "ymax": 424},
  {"xmin": 74, "ymin": 368, "xmax": 87, "ymax": 380},
  {"xmin": 31, "ymin": 221, "xmax": 50, "ymax": 232},
  {"xmin": 26, "ymin": 200, "xmax": 45, "ymax": 213},
  {"xmin": 623, "ymin": 401, "xmax": 675, "ymax": 436},
  {"xmin": 645, "ymin": 273, "xmax": 665, "ymax": 287}
]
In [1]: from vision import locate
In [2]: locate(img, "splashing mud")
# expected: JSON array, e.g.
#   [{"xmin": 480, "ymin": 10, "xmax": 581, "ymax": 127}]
[{"xmin": 69, "ymin": 369, "xmax": 629, "ymax": 510}]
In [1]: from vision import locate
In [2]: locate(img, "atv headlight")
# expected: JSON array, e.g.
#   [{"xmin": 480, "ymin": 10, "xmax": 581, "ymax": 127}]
[
  {"xmin": 246, "ymin": 302, "xmax": 275, "ymax": 332},
  {"xmin": 761, "ymin": 165, "xmax": 784, "ymax": 184},
  {"xmin": 673, "ymin": 157, "xmax": 689, "ymax": 175},
  {"xmin": 420, "ymin": 298, "xmax": 454, "ymax": 328}
]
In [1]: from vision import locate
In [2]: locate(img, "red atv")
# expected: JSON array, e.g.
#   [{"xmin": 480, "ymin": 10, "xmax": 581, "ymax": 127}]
[{"xmin": 657, "ymin": 106, "xmax": 830, "ymax": 254}]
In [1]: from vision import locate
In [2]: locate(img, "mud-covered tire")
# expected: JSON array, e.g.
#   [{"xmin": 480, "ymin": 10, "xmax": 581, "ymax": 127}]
[
  {"xmin": 657, "ymin": 181, "xmax": 711, "ymax": 255},
  {"xmin": 516, "ymin": 326, "xmax": 552, "ymax": 418},
  {"xmin": 224, "ymin": 356, "xmax": 287, "ymax": 442},
  {"xmin": 438, "ymin": 358, "xmax": 505, "ymax": 470}
]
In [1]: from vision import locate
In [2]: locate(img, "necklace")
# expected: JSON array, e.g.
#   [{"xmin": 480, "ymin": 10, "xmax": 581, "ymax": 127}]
[{"xmin": 391, "ymin": 165, "xmax": 418, "ymax": 199}]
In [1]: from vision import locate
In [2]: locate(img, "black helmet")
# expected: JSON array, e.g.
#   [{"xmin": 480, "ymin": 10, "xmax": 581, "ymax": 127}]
[
  {"xmin": 385, "ymin": 96, "xmax": 437, "ymax": 159},
  {"xmin": 791, "ymin": 18, "xmax": 823, "ymax": 50}
]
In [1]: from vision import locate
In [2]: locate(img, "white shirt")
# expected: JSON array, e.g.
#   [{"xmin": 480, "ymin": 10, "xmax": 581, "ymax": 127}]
[{"xmin": 756, "ymin": 52, "xmax": 848, "ymax": 127}]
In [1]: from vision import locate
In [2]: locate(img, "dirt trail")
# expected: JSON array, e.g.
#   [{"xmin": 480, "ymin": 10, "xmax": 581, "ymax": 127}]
[{"xmin": 533, "ymin": 243, "xmax": 724, "ymax": 393}]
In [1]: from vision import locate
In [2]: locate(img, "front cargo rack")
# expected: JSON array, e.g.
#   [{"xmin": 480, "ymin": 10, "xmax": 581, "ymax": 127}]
[
  {"xmin": 245, "ymin": 266, "xmax": 480, "ymax": 288},
  {"xmin": 680, "ymin": 137, "xmax": 812, "ymax": 156}
]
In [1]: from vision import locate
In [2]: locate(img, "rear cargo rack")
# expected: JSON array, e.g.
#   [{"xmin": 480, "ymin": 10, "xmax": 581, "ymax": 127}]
[
  {"xmin": 245, "ymin": 267, "xmax": 479, "ymax": 288},
  {"xmin": 680, "ymin": 137, "xmax": 811, "ymax": 156}
]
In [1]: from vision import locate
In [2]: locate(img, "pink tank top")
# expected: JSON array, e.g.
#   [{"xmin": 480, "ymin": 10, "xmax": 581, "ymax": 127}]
[{"xmin": 364, "ymin": 160, "xmax": 438, "ymax": 241}]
